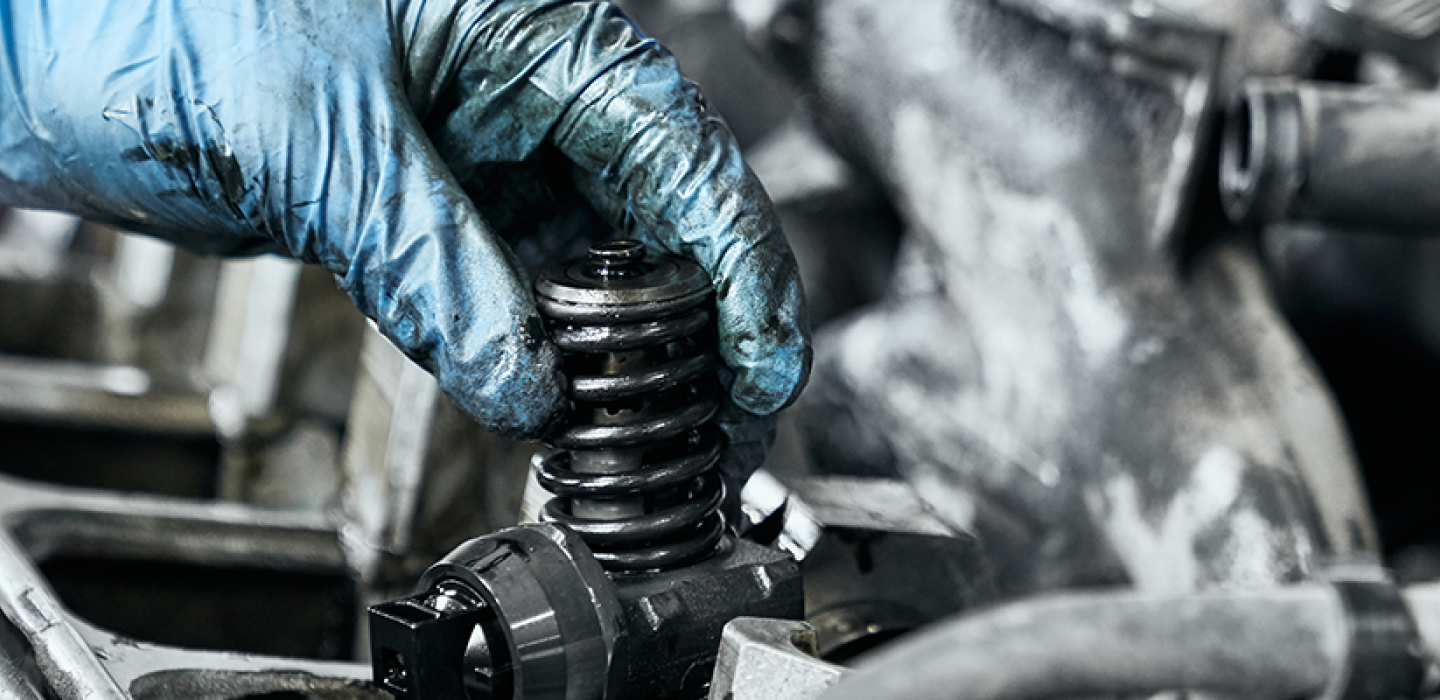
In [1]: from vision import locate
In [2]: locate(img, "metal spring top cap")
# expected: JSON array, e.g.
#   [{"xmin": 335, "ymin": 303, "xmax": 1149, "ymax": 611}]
[
  {"xmin": 589, "ymin": 239, "xmax": 647, "ymax": 273},
  {"xmin": 535, "ymin": 239, "xmax": 711, "ymax": 323}
]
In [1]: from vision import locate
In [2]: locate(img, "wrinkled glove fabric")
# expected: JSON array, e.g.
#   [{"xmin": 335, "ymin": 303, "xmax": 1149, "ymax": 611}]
[{"xmin": 0, "ymin": 0, "xmax": 810, "ymax": 437}]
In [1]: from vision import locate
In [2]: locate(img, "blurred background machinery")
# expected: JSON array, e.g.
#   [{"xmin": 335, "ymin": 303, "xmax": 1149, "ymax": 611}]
[{"xmin": 10, "ymin": 0, "xmax": 1440, "ymax": 698}]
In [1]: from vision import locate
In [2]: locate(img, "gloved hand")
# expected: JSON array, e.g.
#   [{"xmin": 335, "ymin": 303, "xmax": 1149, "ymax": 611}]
[{"xmin": 0, "ymin": 0, "xmax": 811, "ymax": 438}]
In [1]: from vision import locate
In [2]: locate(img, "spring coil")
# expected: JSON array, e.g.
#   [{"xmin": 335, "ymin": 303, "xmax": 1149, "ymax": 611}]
[{"xmin": 534, "ymin": 241, "xmax": 726, "ymax": 572}]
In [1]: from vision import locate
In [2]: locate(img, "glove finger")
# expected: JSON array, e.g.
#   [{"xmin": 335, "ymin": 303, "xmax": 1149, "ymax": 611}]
[
  {"xmin": 295, "ymin": 108, "xmax": 566, "ymax": 439},
  {"xmin": 556, "ymin": 49, "xmax": 812, "ymax": 416}
]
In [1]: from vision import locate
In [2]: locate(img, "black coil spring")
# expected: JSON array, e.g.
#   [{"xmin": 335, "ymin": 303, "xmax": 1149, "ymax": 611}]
[{"xmin": 536, "ymin": 291, "xmax": 726, "ymax": 572}]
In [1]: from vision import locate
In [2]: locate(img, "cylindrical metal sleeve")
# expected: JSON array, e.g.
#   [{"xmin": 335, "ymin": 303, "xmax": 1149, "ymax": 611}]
[
  {"xmin": 1324, "ymin": 578, "xmax": 1427, "ymax": 700},
  {"xmin": 1221, "ymin": 80, "xmax": 1440, "ymax": 230},
  {"xmin": 821, "ymin": 586, "xmax": 1351, "ymax": 700}
]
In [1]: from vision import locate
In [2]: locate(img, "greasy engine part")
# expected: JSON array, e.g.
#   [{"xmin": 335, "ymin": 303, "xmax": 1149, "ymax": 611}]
[
  {"xmin": 598, "ymin": 532, "xmax": 803, "ymax": 699},
  {"xmin": 822, "ymin": 569, "xmax": 1432, "ymax": 700},
  {"xmin": 741, "ymin": 472, "xmax": 996, "ymax": 661},
  {"xmin": 706, "ymin": 617, "xmax": 845, "ymax": 700},
  {"xmin": 532, "ymin": 239, "xmax": 724, "ymax": 572},
  {"xmin": 368, "ymin": 241, "xmax": 803, "ymax": 700},
  {"xmin": 530, "ymin": 239, "xmax": 802, "ymax": 698},
  {"xmin": 370, "ymin": 522, "xmax": 802, "ymax": 700},
  {"xmin": 1221, "ymin": 79, "xmax": 1440, "ymax": 231},
  {"xmin": 369, "ymin": 524, "xmax": 625, "ymax": 700},
  {"xmin": 748, "ymin": 0, "xmax": 1379, "ymax": 596}
]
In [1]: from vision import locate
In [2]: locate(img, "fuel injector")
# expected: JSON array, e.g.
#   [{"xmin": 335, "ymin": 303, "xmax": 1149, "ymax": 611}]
[{"xmin": 369, "ymin": 241, "xmax": 802, "ymax": 700}]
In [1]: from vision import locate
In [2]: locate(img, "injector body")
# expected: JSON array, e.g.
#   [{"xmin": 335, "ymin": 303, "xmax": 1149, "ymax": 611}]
[{"xmin": 369, "ymin": 241, "xmax": 802, "ymax": 700}]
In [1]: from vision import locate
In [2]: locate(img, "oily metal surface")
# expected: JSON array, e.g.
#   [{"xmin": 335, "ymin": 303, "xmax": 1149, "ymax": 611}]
[
  {"xmin": 707, "ymin": 617, "xmax": 845, "ymax": 700},
  {"xmin": 609, "ymin": 536, "xmax": 804, "ymax": 700},
  {"xmin": 535, "ymin": 240, "xmax": 729, "ymax": 573},
  {"xmin": 765, "ymin": 0, "xmax": 1377, "ymax": 595},
  {"xmin": 535, "ymin": 242, "xmax": 712, "ymax": 322},
  {"xmin": 742, "ymin": 474, "xmax": 996, "ymax": 660},
  {"xmin": 1222, "ymin": 80, "xmax": 1440, "ymax": 231}
]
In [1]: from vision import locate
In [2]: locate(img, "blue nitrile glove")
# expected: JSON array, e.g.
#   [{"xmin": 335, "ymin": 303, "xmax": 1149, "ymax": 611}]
[{"xmin": 0, "ymin": 0, "xmax": 810, "ymax": 438}]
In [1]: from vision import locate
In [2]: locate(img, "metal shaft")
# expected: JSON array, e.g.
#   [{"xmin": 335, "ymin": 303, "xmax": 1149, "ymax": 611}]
[{"xmin": 1222, "ymin": 80, "xmax": 1440, "ymax": 231}]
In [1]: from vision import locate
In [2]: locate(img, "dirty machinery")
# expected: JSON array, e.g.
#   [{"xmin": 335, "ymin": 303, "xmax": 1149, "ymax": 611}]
[
  {"xmin": 13, "ymin": 0, "xmax": 1440, "ymax": 699},
  {"xmin": 369, "ymin": 241, "xmax": 802, "ymax": 700}
]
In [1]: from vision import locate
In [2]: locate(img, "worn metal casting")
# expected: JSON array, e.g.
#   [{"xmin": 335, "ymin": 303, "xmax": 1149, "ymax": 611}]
[
  {"xmin": 741, "ymin": 472, "xmax": 996, "ymax": 660},
  {"xmin": 750, "ymin": 0, "xmax": 1378, "ymax": 597},
  {"xmin": 706, "ymin": 617, "xmax": 846, "ymax": 700}
]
